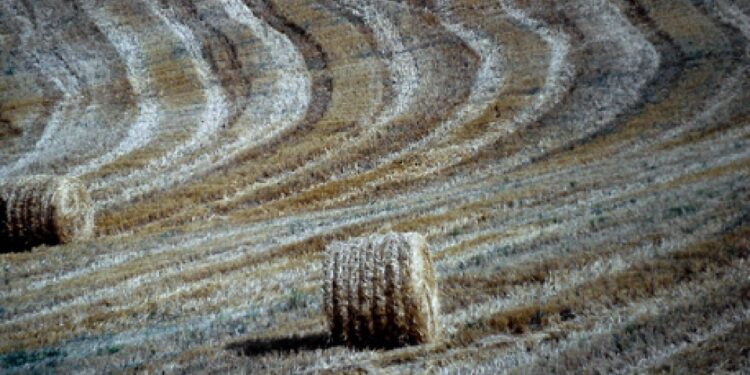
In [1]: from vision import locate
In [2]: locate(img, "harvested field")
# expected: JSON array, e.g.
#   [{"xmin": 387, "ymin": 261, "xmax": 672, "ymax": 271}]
[{"xmin": 0, "ymin": 0, "xmax": 749, "ymax": 373}]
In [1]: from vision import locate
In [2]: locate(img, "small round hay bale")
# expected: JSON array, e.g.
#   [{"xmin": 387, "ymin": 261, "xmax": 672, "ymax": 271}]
[
  {"xmin": 0, "ymin": 175, "xmax": 94, "ymax": 250},
  {"xmin": 323, "ymin": 232, "xmax": 440, "ymax": 348}
]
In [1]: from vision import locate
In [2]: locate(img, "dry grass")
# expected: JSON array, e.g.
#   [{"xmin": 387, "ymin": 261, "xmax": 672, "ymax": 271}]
[
  {"xmin": 0, "ymin": 175, "xmax": 93, "ymax": 251},
  {"xmin": 1, "ymin": 0, "xmax": 750, "ymax": 373},
  {"xmin": 324, "ymin": 232, "xmax": 440, "ymax": 348}
]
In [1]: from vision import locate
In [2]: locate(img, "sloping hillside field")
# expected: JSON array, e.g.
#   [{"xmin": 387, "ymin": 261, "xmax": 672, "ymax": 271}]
[{"xmin": 1, "ymin": 0, "xmax": 749, "ymax": 372}]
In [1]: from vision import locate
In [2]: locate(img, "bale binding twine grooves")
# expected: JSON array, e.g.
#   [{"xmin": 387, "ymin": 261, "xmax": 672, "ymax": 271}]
[
  {"xmin": 323, "ymin": 232, "xmax": 441, "ymax": 348},
  {"xmin": 0, "ymin": 175, "xmax": 94, "ymax": 251}
]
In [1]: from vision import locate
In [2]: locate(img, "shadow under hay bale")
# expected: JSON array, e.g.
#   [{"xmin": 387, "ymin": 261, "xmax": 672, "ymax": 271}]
[
  {"xmin": 226, "ymin": 331, "xmax": 332, "ymax": 357},
  {"xmin": 0, "ymin": 175, "xmax": 94, "ymax": 252},
  {"xmin": 323, "ymin": 232, "xmax": 441, "ymax": 348}
]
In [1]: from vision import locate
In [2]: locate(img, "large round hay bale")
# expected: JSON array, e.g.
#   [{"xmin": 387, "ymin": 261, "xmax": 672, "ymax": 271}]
[
  {"xmin": 323, "ymin": 232, "xmax": 440, "ymax": 348},
  {"xmin": 0, "ymin": 175, "xmax": 94, "ymax": 250}
]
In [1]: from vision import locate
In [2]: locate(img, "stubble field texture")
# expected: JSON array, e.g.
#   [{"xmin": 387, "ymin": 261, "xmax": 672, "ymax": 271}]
[{"xmin": 1, "ymin": 0, "xmax": 749, "ymax": 373}]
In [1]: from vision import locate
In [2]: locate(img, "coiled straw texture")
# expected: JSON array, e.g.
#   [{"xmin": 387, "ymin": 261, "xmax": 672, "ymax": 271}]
[
  {"xmin": 0, "ymin": 175, "xmax": 94, "ymax": 251},
  {"xmin": 324, "ymin": 232, "xmax": 440, "ymax": 348}
]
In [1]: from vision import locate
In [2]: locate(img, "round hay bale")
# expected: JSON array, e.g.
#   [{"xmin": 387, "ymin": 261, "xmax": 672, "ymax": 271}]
[
  {"xmin": 323, "ymin": 232, "xmax": 440, "ymax": 348},
  {"xmin": 0, "ymin": 175, "xmax": 94, "ymax": 250}
]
